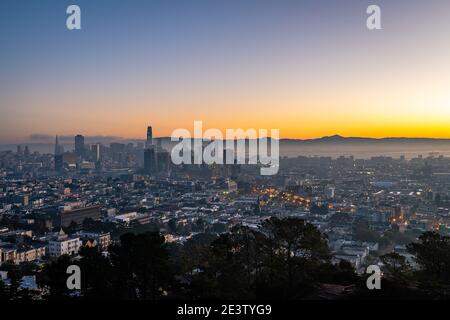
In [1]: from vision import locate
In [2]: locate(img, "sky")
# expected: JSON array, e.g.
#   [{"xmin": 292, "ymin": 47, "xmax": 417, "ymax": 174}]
[{"xmin": 1, "ymin": 0, "xmax": 450, "ymax": 143}]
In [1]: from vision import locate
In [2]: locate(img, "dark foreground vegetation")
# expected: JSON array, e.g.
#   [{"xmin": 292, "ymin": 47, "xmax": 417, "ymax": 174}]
[{"xmin": 1, "ymin": 217, "xmax": 450, "ymax": 300}]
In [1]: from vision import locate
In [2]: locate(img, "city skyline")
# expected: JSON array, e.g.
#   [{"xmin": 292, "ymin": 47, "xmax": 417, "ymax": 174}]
[
  {"xmin": 1, "ymin": 0, "xmax": 450, "ymax": 143},
  {"xmin": 10, "ymin": 132, "xmax": 450, "ymax": 145}
]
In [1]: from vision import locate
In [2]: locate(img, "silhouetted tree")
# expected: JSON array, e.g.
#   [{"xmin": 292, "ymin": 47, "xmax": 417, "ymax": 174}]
[
  {"xmin": 353, "ymin": 218, "xmax": 380, "ymax": 243},
  {"xmin": 407, "ymin": 232, "xmax": 450, "ymax": 297},
  {"xmin": 167, "ymin": 219, "xmax": 178, "ymax": 233},
  {"xmin": 82, "ymin": 218, "xmax": 103, "ymax": 233},
  {"xmin": 64, "ymin": 221, "xmax": 79, "ymax": 234},
  {"xmin": 0, "ymin": 279, "xmax": 9, "ymax": 300},
  {"xmin": 260, "ymin": 217, "xmax": 331, "ymax": 298},
  {"xmin": 78, "ymin": 246, "xmax": 114, "ymax": 299},
  {"xmin": 109, "ymin": 232, "xmax": 173, "ymax": 300},
  {"xmin": 380, "ymin": 252, "xmax": 412, "ymax": 285},
  {"xmin": 37, "ymin": 255, "xmax": 74, "ymax": 299},
  {"xmin": 186, "ymin": 218, "xmax": 335, "ymax": 300}
]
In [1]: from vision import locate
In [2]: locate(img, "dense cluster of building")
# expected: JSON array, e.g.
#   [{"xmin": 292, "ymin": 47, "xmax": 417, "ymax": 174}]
[{"xmin": 1, "ymin": 126, "xmax": 450, "ymax": 293}]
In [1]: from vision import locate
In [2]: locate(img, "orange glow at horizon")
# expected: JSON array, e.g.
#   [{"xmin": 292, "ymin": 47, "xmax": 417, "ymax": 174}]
[{"xmin": 2, "ymin": 1, "xmax": 450, "ymax": 144}]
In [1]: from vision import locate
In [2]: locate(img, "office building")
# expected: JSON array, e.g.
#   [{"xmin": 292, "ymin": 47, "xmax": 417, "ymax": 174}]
[
  {"xmin": 60, "ymin": 205, "xmax": 102, "ymax": 227},
  {"xmin": 146, "ymin": 126, "xmax": 153, "ymax": 148},
  {"xmin": 54, "ymin": 154, "xmax": 63, "ymax": 172},
  {"xmin": 75, "ymin": 134, "xmax": 85, "ymax": 157},
  {"xmin": 47, "ymin": 230, "xmax": 82, "ymax": 257},
  {"xmin": 91, "ymin": 143, "xmax": 101, "ymax": 162},
  {"xmin": 157, "ymin": 150, "xmax": 170, "ymax": 174},
  {"xmin": 144, "ymin": 147, "xmax": 157, "ymax": 175},
  {"xmin": 54, "ymin": 135, "xmax": 64, "ymax": 155}
]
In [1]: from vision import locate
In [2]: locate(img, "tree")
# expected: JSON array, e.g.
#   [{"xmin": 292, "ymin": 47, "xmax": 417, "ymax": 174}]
[
  {"xmin": 0, "ymin": 279, "xmax": 9, "ymax": 300},
  {"xmin": 78, "ymin": 246, "xmax": 114, "ymax": 299},
  {"xmin": 191, "ymin": 226, "xmax": 265, "ymax": 299},
  {"xmin": 260, "ymin": 217, "xmax": 332, "ymax": 299},
  {"xmin": 211, "ymin": 223, "xmax": 226, "ymax": 234},
  {"xmin": 353, "ymin": 218, "xmax": 380, "ymax": 243},
  {"xmin": 172, "ymin": 233, "xmax": 217, "ymax": 277},
  {"xmin": 37, "ymin": 255, "xmax": 74, "ymax": 299},
  {"xmin": 262, "ymin": 217, "xmax": 331, "ymax": 263},
  {"xmin": 186, "ymin": 218, "xmax": 336, "ymax": 300},
  {"xmin": 167, "ymin": 218, "xmax": 178, "ymax": 233},
  {"xmin": 193, "ymin": 218, "xmax": 206, "ymax": 232},
  {"xmin": 109, "ymin": 232, "xmax": 173, "ymax": 300},
  {"xmin": 8, "ymin": 267, "xmax": 21, "ymax": 299},
  {"xmin": 64, "ymin": 221, "xmax": 79, "ymax": 234},
  {"xmin": 407, "ymin": 232, "xmax": 450, "ymax": 290},
  {"xmin": 380, "ymin": 252, "xmax": 412, "ymax": 285},
  {"xmin": 383, "ymin": 230, "xmax": 416, "ymax": 246},
  {"xmin": 82, "ymin": 218, "xmax": 103, "ymax": 232}
]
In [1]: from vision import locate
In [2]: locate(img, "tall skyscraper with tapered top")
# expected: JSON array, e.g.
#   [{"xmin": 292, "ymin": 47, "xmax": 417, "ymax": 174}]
[
  {"xmin": 54, "ymin": 135, "xmax": 64, "ymax": 156},
  {"xmin": 54, "ymin": 135, "xmax": 64, "ymax": 172},
  {"xmin": 146, "ymin": 126, "xmax": 153, "ymax": 148},
  {"xmin": 54, "ymin": 136, "xmax": 59, "ymax": 155}
]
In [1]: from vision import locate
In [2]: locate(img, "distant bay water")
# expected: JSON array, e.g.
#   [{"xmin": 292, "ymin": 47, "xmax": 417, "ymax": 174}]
[{"xmin": 2, "ymin": 138, "xmax": 450, "ymax": 160}]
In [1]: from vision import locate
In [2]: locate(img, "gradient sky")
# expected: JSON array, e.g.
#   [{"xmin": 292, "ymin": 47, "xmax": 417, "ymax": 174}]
[{"xmin": 1, "ymin": 0, "xmax": 450, "ymax": 143}]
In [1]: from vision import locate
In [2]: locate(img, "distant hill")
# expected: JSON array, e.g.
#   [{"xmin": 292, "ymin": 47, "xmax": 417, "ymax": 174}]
[
  {"xmin": 2, "ymin": 135, "xmax": 450, "ymax": 159},
  {"xmin": 280, "ymin": 135, "xmax": 450, "ymax": 144}
]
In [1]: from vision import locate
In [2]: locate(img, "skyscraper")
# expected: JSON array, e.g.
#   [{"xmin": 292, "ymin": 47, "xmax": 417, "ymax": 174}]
[
  {"xmin": 54, "ymin": 154, "xmax": 63, "ymax": 172},
  {"xmin": 75, "ymin": 135, "xmax": 85, "ymax": 157},
  {"xmin": 54, "ymin": 136, "xmax": 64, "ymax": 172},
  {"xmin": 54, "ymin": 135, "xmax": 64, "ymax": 155},
  {"xmin": 91, "ymin": 143, "xmax": 101, "ymax": 162},
  {"xmin": 146, "ymin": 126, "xmax": 153, "ymax": 148},
  {"xmin": 55, "ymin": 136, "xmax": 59, "ymax": 155},
  {"xmin": 144, "ymin": 147, "xmax": 157, "ymax": 175},
  {"xmin": 157, "ymin": 150, "xmax": 170, "ymax": 174}
]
